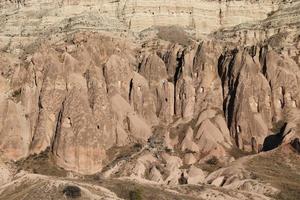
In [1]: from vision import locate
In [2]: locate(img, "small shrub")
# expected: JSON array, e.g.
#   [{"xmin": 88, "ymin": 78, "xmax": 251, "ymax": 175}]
[
  {"xmin": 229, "ymin": 147, "xmax": 253, "ymax": 159},
  {"xmin": 267, "ymin": 10, "xmax": 276, "ymax": 17},
  {"xmin": 178, "ymin": 173, "xmax": 188, "ymax": 185},
  {"xmin": 12, "ymin": 88, "xmax": 22, "ymax": 97},
  {"xmin": 133, "ymin": 143, "xmax": 142, "ymax": 150},
  {"xmin": 157, "ymin": 26, "xmax": 191, "ymax": 46},
  {"xmin": 197, "ymin": 156, "xmax": 224, "ymax": 173},
  {"xmin": 63, "ymin": 185, "xmax": 81, "ymax": 198},
  {"xmin": 11, "ymin": 88, "xmax": 22, "ymax": 102},
  {"xmin": 271, "ymin": 120, "xmax": 286, "ymax": 134},
  {"xmin": 129, "ymin": 189, "xmax": 143, "ymax": 200},
  {"xmin": 290, "ymin": 138, "xmax": 300, "ymax": 153},
  {"xmin": 205, "ymin": 156, "xmax": 219, "ymax": 165}
]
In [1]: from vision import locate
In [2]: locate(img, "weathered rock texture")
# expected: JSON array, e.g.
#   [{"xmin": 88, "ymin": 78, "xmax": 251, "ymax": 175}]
[
  {"xmin": 0, "ymin": 0, "xmax": 282, "ymax": 52},
  {"xmin": 0, "ymin": 2, "xmax": 300, "ymax": 199},
  {"xmin": 1, "ymin": 28, "xmax": 299, "ymax": 175}
]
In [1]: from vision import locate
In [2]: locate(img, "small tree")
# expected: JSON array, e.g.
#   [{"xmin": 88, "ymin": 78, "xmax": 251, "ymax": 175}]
[
  {"xmin": 63, "ymin": 185, "xmax": 81, "ymax": 198},
  {"xmin": 129, "ymin": 189, "xmax": 143, "ymax": 200}
]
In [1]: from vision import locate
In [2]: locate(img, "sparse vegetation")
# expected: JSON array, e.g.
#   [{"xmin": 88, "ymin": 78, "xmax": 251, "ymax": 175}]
[
  {"xmin": 267, "ymin": 10, "xmax": 276, "ymax": 17},
  {"xmin": 229, "ymin": 146, "xmax": 253, "ymax": 159},
  {"xmin": 93, "ymin": 179, "xmax": 201, "ymax": 200},
  {"xmin": 62, "ymin": 185, "xmax": 81, "ymax": 198},
  {"xmin": 15, "ymin": 148, "xmax": 67, "ymax": 177},
  {"xmin": 129, "ymin": 189, "xmax": 143, "ymax": 200},
  {"xmin": 247, "ymin": 149, "xmax": 300, "ymax": 200},
  {"xmin": 133, "ymin": 143, "xmax": 143, "ymax": 150},
  {"xmin": 157, "ymin": 26, "xmax": 192, "ymax": 46},
  {"xmin": 104, "ymin": 144, "xmax": 144, "ymax": 172},
  {"xmin": 205, "ymin": 156, "xmax": 219, "ymax": 165},
  {"xmin": 197, "ymin": 156, "xmax": 223, "ymax": 173},
  {"xmin": 84, "ymin": 174, "xmax": 103, "ymax": 182},
  {"xmin": 290, "ymin": 138, "xmax": 300, "ymax": 153},
  {"xmin": 178, "ymin": 173, "xmax": 188, "ymax": 185},
  {"xmin": 11, "ymin": 88, "xmax": 22, "ymax": 102},
  {"xmin": 271, "ymin": 120, "xmax": 286, "ymax": 134}
]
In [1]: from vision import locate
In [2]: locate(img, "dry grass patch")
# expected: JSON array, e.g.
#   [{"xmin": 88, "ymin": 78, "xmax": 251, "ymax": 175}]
[
  {"xmin": 246, "ymin": 147, "xmax": 300, "ymax": 200},
  {"xmin": 157, "ymin": 26, "xmax": 192, "ymax": 46},
  {"xmin": 15, "ymin": 148, "xmax": 67, "ymax": 177}
]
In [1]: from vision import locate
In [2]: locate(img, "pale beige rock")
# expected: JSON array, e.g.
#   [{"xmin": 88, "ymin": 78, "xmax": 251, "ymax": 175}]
[
  {"xmin": 265, "ymin": 51, "xmax": 300, "ymax": 122},
  {"xmin": 130, "ymin": 72, "xmax": 158, "ymax": 126},
  {"xmin": 211, "ymin": 176, "xmax": 225, "ymax": 187},
  {"xmin": 52, "ymin": 86, "xmax": 106, "ymax": 175},
  {"xmin": 139, "ymin": 53, "xmax": 174, "ymax": 123},
  {"xmin": 139, "ymin": 53, "xmax": 168, "ymax": 87},
  {"xmin": 149, "ymin": 166, "xmax": 163, "ymax": 183},
  {"xmin": 0, "ymin": 99, "xmax": 31, "ymax": 160},
  {"xmin": 183, "ymin": 153, "xmax": 197, "ymax": 165},
  {"xmin": 163, "ymin": 44, "xmax": 183, "ymax": 80},
  {"xmin": 163, "ymin": 131, "xmax": 178, "ymax": 151},
  {"xmin": 104, "ymin": 54, "xmax": 133, "ymax": 100},
  {"xmin": 0, "ymin": 2, "xmax": 299, "ymax": 199},
  {"xmin": 29, "ymin": 51, "xmax": 67, "ymax": 155},
  {"xmin": 0, "ymin": 159, "xmax": 12, "ymax": 186},
  {"xmin": 195, "ymin": 109, "xmax": 218, "ymax": 127},
  {"xmin": 282, "ymin": 122, "xmax": 298, "ymax": 144},
  {"xmin": 175, "ymin": 76, "xmax": 195, "ymax": 120},
  {"xmin": 110, "ymin": 93, "xmax": 152, "ymax": 142},
  {"xmin": 187, "ymin": 165, "xmax": 206, "ymax": 184},
  {"xmin": 115, "ymin": 123, "xmax": 129, "ymax": 146},
  {"xmin": 0, "ymin": 0, "xmax": 280, "ymax": 52},
  {"xmin": 161, "ymin": 153, "xmax": 183, "ymax": 185},
  {"xmin": 131, "ymin": 153, "xmax": 157, "ymax": 178},
  {"xmin": 213, "ymin": 114, "xmax": 231, "ymax": 143},
  {"xmin": 0, "ymin": 0, "xmax": 299, "ymax": 183},
  {"xmin": 224, "ymin": 179, "xmax": 279, "ymax": 196},
  {"xmin": 181, "ymin": 127, "xmax": 199, "ymax": 153},
  {"xmin": 0, "ymin": 173, "xmax": 123, "ymax": 200},
  {"xmin": 85, "ymin": 66, "xmax": 116, "ymax": 149},
  {"xmin": 110, "ymin": 94, "xmax": 133, "ymax": 121},
  {"xmin": 157, "ymin": 81, "xmax": 175, "ymax": 123},
  {"xmin": 127, "ymin": 113, "xmax": 152, "ymax": 142},
  {"xmin": 195, "ymin": 119, "xmax": 229, "ymax": 153},
  {"xmin": 220, "ymin": 49, "xmax": 273, "ymax": 152},
  {"xmin": 192, "ymin": 42, "xmax": 224, "ymax": 117}
]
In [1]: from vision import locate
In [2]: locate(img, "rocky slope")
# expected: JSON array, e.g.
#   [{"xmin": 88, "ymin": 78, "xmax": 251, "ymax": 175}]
[{"xmin": 0, "ymin": 0, "xmax": 300, "ymax": 199}]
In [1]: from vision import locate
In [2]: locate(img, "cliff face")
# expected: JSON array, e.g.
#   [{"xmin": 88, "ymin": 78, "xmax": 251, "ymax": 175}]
[
  {"xmin": 1, "ymin": 31, "xmax": 299, "ymax": 173},
  {"xmin": 0, "ymin": 0, "xmax": 300, "ymax": 199},
  {"xmin": 117, "ymin": 0, "xmax": 278, "ymax": 34},
  {"xmin": 0, "ymin": 0, "xmax": 279, "ymax": 50}
]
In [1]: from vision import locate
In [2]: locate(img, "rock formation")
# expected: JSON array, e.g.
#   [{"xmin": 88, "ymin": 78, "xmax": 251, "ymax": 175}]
[{"xmin": 0, "ymin": 0, "xmax": 300, "ymax": 199}]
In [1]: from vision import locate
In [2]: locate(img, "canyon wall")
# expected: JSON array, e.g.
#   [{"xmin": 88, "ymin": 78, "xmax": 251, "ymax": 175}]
[
  {"xmin": 119, "ymin": 0, "xmax": 278, "ymax": 34},
  {"xmin": 0, "ymin": 0, "xmax": 300, "ymax": 177},
  {"xmin": 1, "ymin": 31, "xmax": 299, "ymax": 175},
  {"xmin": 0, "ymin": 0, "xmax": 279, "ymax": 51}
]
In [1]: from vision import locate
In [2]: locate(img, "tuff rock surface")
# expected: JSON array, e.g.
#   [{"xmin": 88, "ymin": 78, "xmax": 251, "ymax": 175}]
[{"xmin": 0, "ymin": 0, "xmax": 300, "ymax": 199}]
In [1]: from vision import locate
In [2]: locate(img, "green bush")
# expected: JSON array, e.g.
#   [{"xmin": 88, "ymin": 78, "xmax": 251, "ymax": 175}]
[
  {"xmin": 205, "ymin": 156, "xmax": 219, "ymax": 165},
  {"xmin": 63, "ymin": 185, "xmax": 81, "ymax": 198},
  {"xmin": 271, "ymin": 120, "xmax": 285, "ymax": 134},
  {"xmin": 129, "ymin": 189, "xmax": 143, "ymax": 200},
  {"xmin": 11, "ymin": 88, "xmax": 22, "ymax": 102}
]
